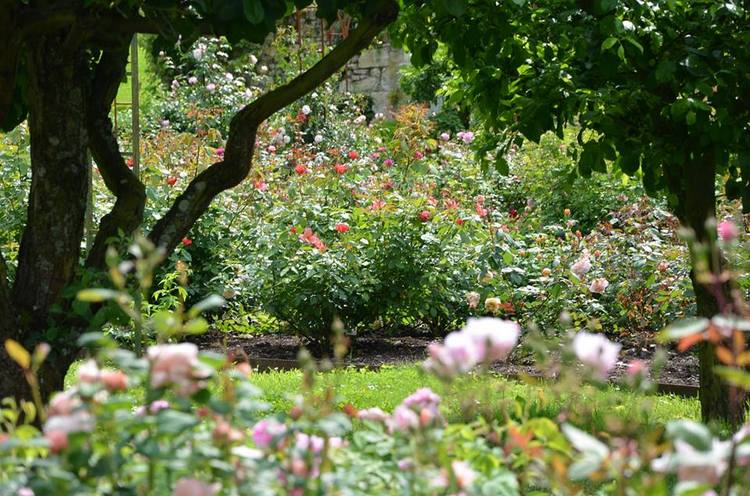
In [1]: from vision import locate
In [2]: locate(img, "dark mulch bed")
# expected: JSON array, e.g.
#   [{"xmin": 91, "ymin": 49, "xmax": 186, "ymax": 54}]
[{"xmin": 191, "ymin": 329, "xmax": 700, "ymax": 390}]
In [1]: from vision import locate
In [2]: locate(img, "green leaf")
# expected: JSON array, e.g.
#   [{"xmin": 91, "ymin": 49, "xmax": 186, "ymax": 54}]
[
  {"xmin": 441, "ymin": 0, "xmax": 467, "ymax": 16},
  {"xmin": 242, "ymin": 0, "xmax": 265, "ymax": 23},
  {"xmin": 659, "ymin": 317, "xmax": 709, "ymax": 341},
  {"xmin": 183, "ymin": 317, "xmax": 209, "ymax": 335},
  {"xmin": 715, "ymin": 367, "xmax": 750, "ymax": 390},
  {"xmin": 601, "ymin": 37, "xmax": 618, "ymax": 51},
  {"xmin": 188, "ymin": 294, "xmax": 226, "ymax": 318},
  {"xmin": 156, "ymin": 410, "xmax": 198, "ymax": 434},
  {"xmin": 77, "ymin": 288, "xmax": 122, "ymax": 303},
  {"xmin": 5, "ymin": 340, "xmax": 30, "ymax": 370},
  {"xmin": 562, "ymin": 424, "xmax": 609, "ymax": 458},
  {"xmin": 666, "ymin": 421, "xmax": 713, "ymax": 451}
]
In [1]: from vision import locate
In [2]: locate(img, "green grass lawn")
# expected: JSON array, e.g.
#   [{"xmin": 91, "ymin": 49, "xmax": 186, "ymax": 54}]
[
  {"xmin": 66, "ymin": 360, "xmax": 699, "ymax": 431},
  {"xmin": 251, "ymin": 364, "xmax": 699, "ymax": 427},
  {"xmin": 115, "ymin": 40, "xmax": 152, "ymax": 105}
]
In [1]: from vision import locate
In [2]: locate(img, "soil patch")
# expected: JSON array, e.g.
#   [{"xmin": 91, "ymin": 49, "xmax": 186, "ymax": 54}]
[{"xmin": 191, "ymin": 330, "xmax": 699, "ymax": 389}]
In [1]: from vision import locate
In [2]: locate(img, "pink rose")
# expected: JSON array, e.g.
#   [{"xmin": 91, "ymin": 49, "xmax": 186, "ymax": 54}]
[
  {"xmin": 572, "ymin": 332, "xmax": 621, "ymax": 378},
  {"xmin": 462, "ymin": 317, "xmax": 521, "ymax": 362},
  {"xmin": 101, "ymin": 370, "xmax": 128, "ymax": 392},
  {"xmin": 570, "ymin": 257, "xmax": 592, "ymax": 278},
  {"xmin": 44, "ymin": 430, "xmax": 68, "ymax": 454},
  {"xmin": 588, "ymin": 277, "xmax": 609, "ymax": 294},
  {"xmin": 252, "ymin": 419, "xmax": 286, "ymax": 449},
  {"xmin": 147, "ymin": 343, "xmax": 206, "ymax": 396},
  {"xmin": 718, "ymin": 220, "xmax": 739, "ymax": 241},
  {"xmin": 390, "ymin": 405, "xmax": 419, "ymax": 432},
  {"xmin": 452, "ymin": 460, "xmax": 477, "ymax": 489},
  {"xmin": 358, "ymin": 407, "xmax": 389, "ymax": 422},
  {"xmin": 173, "ymin": 478, "xmax": 220, "ymax": 496}
]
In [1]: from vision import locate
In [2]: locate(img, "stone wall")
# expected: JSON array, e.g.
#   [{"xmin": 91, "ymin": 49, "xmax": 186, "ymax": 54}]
[
  {"xmin": 294, "ymin": 9, "xmax": 410, "ymax": 114},
  {"xmin": 341, "ymin": 45, "xmax": 410, "ymax": 114}
]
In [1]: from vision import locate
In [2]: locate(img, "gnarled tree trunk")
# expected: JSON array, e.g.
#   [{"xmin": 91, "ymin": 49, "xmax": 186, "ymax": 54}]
[{"xmin": 5, "ymin": 36, "xmax": 90, "ymax": 399}]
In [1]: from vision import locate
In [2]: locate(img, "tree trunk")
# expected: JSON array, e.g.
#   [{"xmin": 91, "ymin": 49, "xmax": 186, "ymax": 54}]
[
  {"xmin": 7, "ymin": 36, "xmax": 90, "ymax": 398},
  {"xmin": 680, "ymin": 155, "xmax": 746, "ymax": 426},
  {"xmin": 86, "ymin": 41, "xmax": 146, "ymax": 268}
]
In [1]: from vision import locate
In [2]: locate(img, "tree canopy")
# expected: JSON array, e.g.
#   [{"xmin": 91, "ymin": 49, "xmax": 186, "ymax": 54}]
[
  {"xmin": 393, "ymin": 0, "xmax": 750, "ymax": 423},
  {"xmin": 394, "ymin": 0, "xmax": 750, "ymax": 203}
]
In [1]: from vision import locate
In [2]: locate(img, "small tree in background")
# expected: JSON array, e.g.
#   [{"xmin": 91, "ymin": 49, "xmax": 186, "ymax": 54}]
[{"xmin": 393, "ymin": 0, "xmax": 750, "ymax": 424}]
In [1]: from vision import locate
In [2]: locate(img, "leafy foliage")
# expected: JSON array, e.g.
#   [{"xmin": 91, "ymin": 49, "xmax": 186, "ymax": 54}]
[{"xmin": 394, "ymin": 0, "xmax": 750, "ymax": 205}]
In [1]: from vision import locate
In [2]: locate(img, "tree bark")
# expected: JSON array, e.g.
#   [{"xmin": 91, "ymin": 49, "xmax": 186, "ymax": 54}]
[
  {"xmin": 677, "ymin": 155, "xmax": 746, "ymax": 426},
  {"xmin": 9, "ymin": 35, "xmax": 90, "ymax": 398},
  {"xmin": 86, "ymin": 41, "xmax": 146, "ymax": 268},
  {"xmin": 0, "ymin": 2, "xmax": 21, "ymax": 127},
  {"xmin": 149, "ymin": 0, "xmax": 399, "ymax": 253}
]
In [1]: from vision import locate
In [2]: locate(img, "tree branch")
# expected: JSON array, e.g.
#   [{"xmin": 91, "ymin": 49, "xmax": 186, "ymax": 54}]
[
  {"xmin": 85, "ymin": 40, "xmax": 147, "ymax": 268},
  {"xmin": 148, "ymin": 0, "xmax": 399, "ymax": 254}
]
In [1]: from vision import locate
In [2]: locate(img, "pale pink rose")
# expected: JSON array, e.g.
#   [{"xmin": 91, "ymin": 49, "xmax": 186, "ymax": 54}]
[
  {"xmin": 402, "ymin": 388, "xmax": 441, "ymax": 414},
  {"xmin": 48, "ymin": 391, "xmax": 79, "ymax": 416},
  {"xmin": 18, "ymin": 488, "xmax": 34, "ymax": 496},
  {"xmin": 570, "ymin": 257, "xmax": 592, "ymax": 278},
  {"xmin": 290, "ymin": 457, "xmax": 308, "ymax": 477},
  {"xmin": 423, "ymin": 342, "xmax": 461, "ymax": 378},
  {"xmin": 212, "ymin": 420, "xmax": 244, "ymax": 444},
  {"xmin": 358, "ymin": 407, "xmax": 389, "ymax": 422},
  {"xmin": 44, "ymin": 430, "xmax": 69, "ymax": 454},
  {"xmin": 572, "ymin": 332, "xmax": 621, "ymax": 378},
  {"xmin": 252, "ymin": 419, "xmax": 286, "ymax": 449},
  {"xmin": 588, "ymin": 277, "xmax": 609, "ymax": 294},
  {"xmin": 328, "ymin": 437, "xmax": 344, "ymax": 449},
  {"xmin": 458, "ymin": 131, "xmax": 475, "ymax": 143},
  {"xmin": 462, "ymin": 317, "xmax": 521, "ymax": 362},
  {"xmin": 652, "ymin": 439, "xmax": 729, "ymax": 485},
  {"xmin": 101, "ymin": 370, "xmax": 128, "ymax": 392},
  {"xmin": 627, "ymin": 359, "xmax": 647, "ymax": 377},
  {"xmin": 397, "ymin": 458, "xmax": 414, "ymax": 470},
  {"xmin": 440, "ymin": 132, "xmax": 450, "ymax": 141},
  {"xmin": 150, "ymin": 400, "xmax": 170, "ymax": 414},
  {"xmin": 466, "ymin": 291, "xmax": 480, "ymax": 309},
  {"xmin": 295, "ymin": 432, "xmax": 325, "ymax": 454},
  {"xmin": 173, "ymin": 478, "xmax": 220, "ymax": 496},
  {"xmin": 390, "ymin": 405, "xmax": 419, "ymax": 432},
  {"xmin": 718, "ymin": 220, "xmax": 739, "ymax": 241},
  {"xmin": 77, "ymin": 359, "xmax": 100, "ymax": 384},
  {"xmin": 147, "ymin": 343, "xmax": 205, "ymax": 395},
  {"xmin": 44, "ymin": 410, "xmax": 94, "ymax": 435},
  {"xmin": 452, "ymin": 460, "xmax": 477, "ymax": 489},
  {"xmin": 443, "ymin": 331, "xmax": 482, "ymax": 371}
]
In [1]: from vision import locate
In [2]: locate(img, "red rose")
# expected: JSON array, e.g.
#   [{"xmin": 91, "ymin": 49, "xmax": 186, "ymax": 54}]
[
  {"xmin": 334, "ymin": 163, "xmax": 348, "ymax": 174},
  {"xmin": 181, "ymin": 237, "xmax": 192, "ymax": 246},
  {"xmin": 335, "ymin": 223, "xmax": 350, "ymax": 233},
  {"xmin": 419, "ymin": 210, "xmax": 431, "ymax": 222},
  {"xmin": 166, "ymin": 176, "xmax": 177, "ymax": 186},
  {"xmin": 347, "ymin": 150, "xmax": 359, "ymax": 160},
  {"xmin": 294, "ymin": 164, "xmax": 307, "ymax": 175}
]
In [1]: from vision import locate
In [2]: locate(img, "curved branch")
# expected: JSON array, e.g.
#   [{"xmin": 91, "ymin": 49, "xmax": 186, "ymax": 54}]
[
  {"xmin": 149, "ymin": 0, "xmax": 399, "ymax": 254},
  {"xmin": 85, "ymin": 40, "xmax": 147, "ymax": 268}
]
